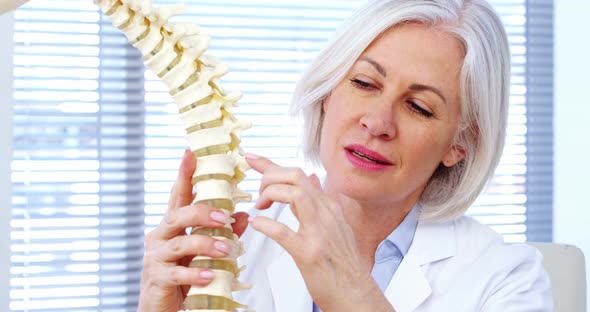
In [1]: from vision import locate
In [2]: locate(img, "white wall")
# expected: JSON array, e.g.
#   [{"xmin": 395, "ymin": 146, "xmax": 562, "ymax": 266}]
[
  {"xmin": 554, "ymin": 1, "xmax": 590, "ymax": 308},
  {"xmin": 0, "ymin": 11, "xmax": 15, "ymax": 312}
]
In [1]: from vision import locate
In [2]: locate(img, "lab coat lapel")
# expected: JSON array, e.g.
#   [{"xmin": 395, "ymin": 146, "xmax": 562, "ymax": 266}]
[
  {"xmin": 384, "ymin": 219, "xmax": 457, "ymax": 312},
  {"xmin": 267, "ymin": 249, "xmax": 311, "ymax": 312},
  {"xmin": 384, "ymin": 254, "xmax": 431, "ymax": 312},
  {"xmin": 266, "ymin": 207, "xmax": 312, "ymax": 312}
]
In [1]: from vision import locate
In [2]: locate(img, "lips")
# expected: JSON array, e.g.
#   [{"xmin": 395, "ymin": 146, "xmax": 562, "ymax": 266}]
[{"xmin": 345, "ymin": 144, "xmax": 393, "ymax": 165}]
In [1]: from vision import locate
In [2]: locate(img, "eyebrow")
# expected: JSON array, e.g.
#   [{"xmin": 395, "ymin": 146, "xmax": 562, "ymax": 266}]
[
  {"xmin": 360, "ymin": 57, "xmax": 387, "ymax": 77},
  {"xmin": 360, "ymin": 56, "xmax": 447, "ymax": 104},
  {"xmin": 409, "ymin": 84, "xmax": 447, "ymax": 105}
]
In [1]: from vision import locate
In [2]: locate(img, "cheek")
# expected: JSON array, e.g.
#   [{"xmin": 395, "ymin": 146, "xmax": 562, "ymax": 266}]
[
  {"xmin": 403, "ymin": 130, "xmax": 453, "ymax": 165},
  {"xmin": 319, "ymin": 113, "xmax": 338, "ymax": 152},
  {"xmin": 319, "ymin": 103, "xmax": 351, "ymax": 161},
  {"xmin": 318, "ymin": 113, "xmax": 333, "ymax": 159},
  {"xmin": 321, "ymin": 98, "xmax": 348, "ymax": 135}
]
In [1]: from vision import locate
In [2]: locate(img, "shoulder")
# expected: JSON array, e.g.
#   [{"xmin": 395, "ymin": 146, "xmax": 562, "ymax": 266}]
[
  {"xmin": 418, "ymin": 215, "xmax": 552, "ymax": 310},
  {"xmin": 414, "ymin": 215, "xmax": 544, "ymax": 274},
  {"xmin": 451, "ymin": 216, "xmax": 542, "ymax": 268}
]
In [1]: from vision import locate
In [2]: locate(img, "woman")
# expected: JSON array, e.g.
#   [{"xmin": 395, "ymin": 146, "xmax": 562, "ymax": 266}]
[{"xmin": 138, "ymin": 0, "xmax": 552, "ymax": 311}]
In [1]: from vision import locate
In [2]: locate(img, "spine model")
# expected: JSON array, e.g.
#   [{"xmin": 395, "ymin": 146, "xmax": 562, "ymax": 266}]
[{"xmin": 94, "ymin": 0, "xmax": 251, "ymax": 311}]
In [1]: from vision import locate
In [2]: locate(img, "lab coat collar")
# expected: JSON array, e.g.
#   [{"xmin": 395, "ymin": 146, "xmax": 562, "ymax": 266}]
[
  {"xmin": 384, "ymin": 218, "xmax": 457, "ymax": 311},
  {"xmin": 266, "ymin": 206, "xmax": 457, "ymax": 312}
]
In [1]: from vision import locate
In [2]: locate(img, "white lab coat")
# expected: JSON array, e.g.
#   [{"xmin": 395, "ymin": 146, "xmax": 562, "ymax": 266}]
[{"xmin": 234, "ymin": 203, "xmax": 553, "ymax": 312}]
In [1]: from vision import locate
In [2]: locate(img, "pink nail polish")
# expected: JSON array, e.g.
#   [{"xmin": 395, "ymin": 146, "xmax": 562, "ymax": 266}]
[
  {"xmin": 210, "ymin": 211, "xmax": 228, "ymax": 224},
  {"xmin": 244, "ymin": 152, "xmax": 259, "ymax": 160},
  {"xmin": 214, "ymin": 240, "xmax": 231, "ymax": 254},
  {"xmin": 200, "ymin": 270, "xmax": 215, "ymax": 279}
]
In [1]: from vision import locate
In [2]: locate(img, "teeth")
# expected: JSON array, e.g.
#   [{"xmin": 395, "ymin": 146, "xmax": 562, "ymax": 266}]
[{"xmin": 352, "ymin": 150, "xmax": 379, "ymax": 163}]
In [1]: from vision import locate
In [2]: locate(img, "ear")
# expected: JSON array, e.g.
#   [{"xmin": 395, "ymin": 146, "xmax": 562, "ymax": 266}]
[{"xmin": 441, "ymin": 143, "xmax": 466, "ymax": 167}]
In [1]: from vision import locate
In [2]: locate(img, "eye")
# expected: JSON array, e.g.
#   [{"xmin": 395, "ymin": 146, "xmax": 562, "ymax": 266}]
[
  {"xmin": 408, "ymin": 101, "xmax": 434, "ymax": 118},
  {"xmin": 350, "ymin": 78, "xmax": 376, "ymax": 90}
]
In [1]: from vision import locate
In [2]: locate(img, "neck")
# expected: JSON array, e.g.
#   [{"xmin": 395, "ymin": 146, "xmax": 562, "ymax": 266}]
[
  {"xmin": 324, "ymin": 187, "xmax": 419, "ymax": 269},
  {"xmin": 335, "ymin": 193, "xmax": 415, "ymax": 238}
]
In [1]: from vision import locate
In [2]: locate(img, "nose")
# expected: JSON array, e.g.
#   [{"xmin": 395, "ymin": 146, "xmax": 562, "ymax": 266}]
[{"xmin": 359, "ymin": 102, "xmax": 397, "ymax": 140}]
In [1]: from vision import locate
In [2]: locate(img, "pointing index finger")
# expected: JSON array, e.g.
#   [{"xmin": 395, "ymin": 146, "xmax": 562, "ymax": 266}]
[
  {"xmin": 244, "ymin": 152, "xmax": 277, "ymax": 175},
  {"xmin": 244, "ymin": 153, "xmax": 283, "ymax": 209}
]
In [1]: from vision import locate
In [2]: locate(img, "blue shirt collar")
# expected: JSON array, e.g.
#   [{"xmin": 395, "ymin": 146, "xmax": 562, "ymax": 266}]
[
  {"xmin": 386, "ymin": 204, "xmax": 419, "ymax": 257},
  {"xmin": 374, "ymin": 204, "xmax": 420, "ymax": 264}
]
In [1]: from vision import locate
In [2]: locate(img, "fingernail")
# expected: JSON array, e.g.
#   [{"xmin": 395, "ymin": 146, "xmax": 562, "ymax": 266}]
[
  {"xmin": 244, "ymin": 153, "xmax": 259, "ymax": 160},
  {"xmin": 248, "ymin": 216, "xmax": 255, "ymax": 223},
  {"xmin": 184, "ymin": 149, "xmax": 191, "ymax": 158},
  {"xmin": 214, "ymin": 240, "xmax": 231, "ymax": 254},
  {"xmin": 210, "ymin": 210, "xmax": 228, "ymax": 224},
  {"xmin": 200, "ymin": 270, "xmax": 215, "ymax": 280}
]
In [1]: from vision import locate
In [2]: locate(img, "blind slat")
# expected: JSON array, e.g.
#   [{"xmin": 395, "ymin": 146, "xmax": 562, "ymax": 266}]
[{"xmin": 9, "ymin": 0, "xmax": 553, "ymax": 311}]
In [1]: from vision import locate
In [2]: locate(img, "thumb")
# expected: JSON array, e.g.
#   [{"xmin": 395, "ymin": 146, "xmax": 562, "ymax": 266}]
[{"xmin": 169, "ymin": 149, "xmax": 196, "ymax": 209}]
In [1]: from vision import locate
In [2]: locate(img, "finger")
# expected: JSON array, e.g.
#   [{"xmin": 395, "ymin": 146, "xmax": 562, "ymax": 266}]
[
  {"xmin": 152, "ymin": 234, "xmax": 231, "ymax": 262},
  {"xmin": 231, "ymin": 212, "xmax": 249, "ymax": 237},
  {"xmin": 246, "ymin": 154, "xmax": 311, "ymax": 196},
  {"xmin": 245, "ymin": 153, "xmax": 317, "ymax": 199},
  {"xmin": 149, "ymin": 204, "xmax": 228, "ymax": 241},
  {"xmin": 149, "ymin": 265, "xmax": 216, "ymax": 288},
  {"xmin": 309, "ymin": 173, "xmax": 322, "ymax": 189},
  {"xmin": 245, "ymin": 153, "xmax": 292, "ymax": 195},
  {"xmin": 244, "ymin": 153, "xmax": 276, "ymax": 175},
  {"xmin": 174, "ymin": 149, "xmax": 197, "ymax": 208},
  {"xmin": 249, "ymin": 216, "xmax": 298, "ymax": 253},
  {"xmin": 245, "ymin": 153, "xmax": 289, "ymax": 202},
  {"xmin": 168, "ymin": 149, "xmax": 196, "ymax": 210},
  {"xmin": 257, "ymin": 183, "xmax": 319, "ymax": 224},
  {"xmin": 257, "ymin": 166, "xmax": 310, "ymax": 200}
]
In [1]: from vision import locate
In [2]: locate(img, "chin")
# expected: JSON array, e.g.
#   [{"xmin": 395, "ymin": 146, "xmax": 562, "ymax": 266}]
[{"xmin": 328, "ymin": 174, "xmax": 384, "ymax": 200}]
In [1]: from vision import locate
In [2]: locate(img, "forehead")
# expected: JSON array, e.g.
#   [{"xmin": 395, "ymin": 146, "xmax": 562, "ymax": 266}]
[
  {"xmin": 360, "ymin": 24, "xmax": 464, "ymax": 76},
  {"xmin": 356, "ymin": 24, "xmax": 465, "ymax": 104}
]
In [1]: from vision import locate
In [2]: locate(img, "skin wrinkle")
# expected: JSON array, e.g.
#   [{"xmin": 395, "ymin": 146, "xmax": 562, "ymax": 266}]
[
  {"xmin": 319, "ymin": 24, "xmax": 465, "ymax": 267},
  {"xmin": 360, "ymin": 56, "xmax": 388, "ymax": 77},
  {"xmin": 360, "ymin": 56, "xmax": 449, "ymax": 105}
]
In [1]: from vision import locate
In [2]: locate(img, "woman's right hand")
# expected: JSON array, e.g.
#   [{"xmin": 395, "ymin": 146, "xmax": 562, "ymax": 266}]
[{"xmin": 137, "ymin": 150, "xmax": 249, "ymax": 312}]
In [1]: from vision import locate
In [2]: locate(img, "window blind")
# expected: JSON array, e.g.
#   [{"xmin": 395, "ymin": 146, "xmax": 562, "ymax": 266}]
[
  {"xmin": 9, "ymin": 0, "xmax": 553, "ymax": 311},
  {"xmin": 523, "ymin": 0, "xmax": 553, "ymax": 242},
  {"xmin": 1, "ymin": 9, "xmax": 16, "ymax": 311},
  {"xmin": 142, "ymin": 0, "xmax": 363, "ymax": 229},
  {"xmin": 467, "ymin": 0, "xmax": 531, "ymax": 242},
  {"xmin": 467, "ymin": 0, "xmax": 553, "ymax": 243},
  {"xmin": 10, "ymin": 1, "xmax": 144, "ymax": 310}
]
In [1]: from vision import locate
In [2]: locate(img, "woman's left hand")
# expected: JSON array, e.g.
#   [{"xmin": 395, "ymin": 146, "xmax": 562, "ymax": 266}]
[{"xmin": 245, "ymin": 154, "xmax": 394, "ymax": 312}]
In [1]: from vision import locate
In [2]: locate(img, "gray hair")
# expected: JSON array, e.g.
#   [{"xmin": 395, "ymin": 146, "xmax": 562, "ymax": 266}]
[{"xmin": 290, "ymin": 0, "xmax": 510, "ymax": 222}]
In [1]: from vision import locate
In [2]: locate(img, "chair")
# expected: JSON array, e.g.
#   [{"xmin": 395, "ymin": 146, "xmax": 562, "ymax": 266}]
[{"xmin": 528, "ymin": 243, "xmax": 587, "ymax": 312}]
